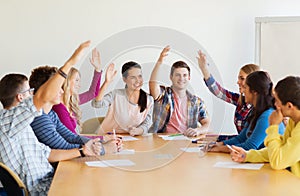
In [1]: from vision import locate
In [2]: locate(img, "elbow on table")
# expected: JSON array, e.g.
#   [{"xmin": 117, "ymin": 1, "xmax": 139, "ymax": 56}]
[{"xmin": 269, "ymin": 160, "xmax": 287, "ymax": 170}]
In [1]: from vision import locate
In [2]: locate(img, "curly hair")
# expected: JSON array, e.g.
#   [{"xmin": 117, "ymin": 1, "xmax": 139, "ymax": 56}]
[
  {"xmin": 29, "ymin": 66, "xmax": 57, "ymax": 94},
  {"xmin": 62, "ymin": 67, "xmax": 82, "ymax": 128}
]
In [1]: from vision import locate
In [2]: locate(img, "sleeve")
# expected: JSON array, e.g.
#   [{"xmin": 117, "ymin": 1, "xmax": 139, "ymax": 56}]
[
  {"xmin": 52, "ymin": 111, "xmax": 90, "ymax": 144},
  {"xmin": 197, "ymin": 98, "xmax": 209, "ymax": 122},
  {"xmin": 223, "ymin": 125, "xmax": 248, "ymax": 146},
  {"xmin": 204, "ymin": 75, "xmax": 240, "ymax": 106},
  {"xmin": 264, "ymin": 123, "xmax": 300, "ymax": 170},
  {"xmin": 245, "ymin": 147, "xmax": 270, "ymax": 163},
  {"xmin": 224, "ymin": 111, "xmax": 270, "ymax": 150},
  {"xmin": 91, "ymin": 90, "xmax": 115, "ymax": 108},
  {"xmin": 154, "ymin": 86, "xmax": 167, "ymax": 102},
  {"xmin": 79, "ymin": 70, "xmax": 102, "ymax": 105},
  {"xmin": 30, "ymin": 113, "xmax": 81, "ymax": 149},
  {"xmin": 52, "ymin": 104, "xmax": 76, "ymax": 133},
  {"xmin": 137, "ymin": 96, "xmax": 154, "ymax": 134},
  {"xmin": 3, "ymin": 98, "xmax": 42, "ymax": 137}
]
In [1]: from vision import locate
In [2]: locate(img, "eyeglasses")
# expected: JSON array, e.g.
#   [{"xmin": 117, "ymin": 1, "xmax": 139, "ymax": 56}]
[{"xmin": 19, "ymin": 88, "xmax": 34, "ymax": 95}]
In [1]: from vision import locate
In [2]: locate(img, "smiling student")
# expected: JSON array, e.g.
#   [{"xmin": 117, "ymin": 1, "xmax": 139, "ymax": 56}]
[
  {"xmin": 149, "ymin": 46, "xmax": 210, "ymax": 137},
  {"xmin": 197, "ymin": 50, "xmax": 260, "ymax": 140},
  {"xmin": 231, "ymin": 76, "xmax": 300, "ymax": 177},
  {"xmin": 91, "ymin": 61, "xmax": 154, "ymax": 136}
]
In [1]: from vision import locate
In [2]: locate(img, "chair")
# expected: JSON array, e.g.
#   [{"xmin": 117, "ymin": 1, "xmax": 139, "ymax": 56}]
[
  {"xmin": 81, "ymin": 117, "xmax": 105, "ymax": 134},
  {"xmin": 0, "ymin": 162, "xmax": 28, "ymax": 196}
]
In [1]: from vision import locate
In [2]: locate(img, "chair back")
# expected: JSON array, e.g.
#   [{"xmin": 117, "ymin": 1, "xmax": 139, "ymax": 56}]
[
  {"xmin": 81, "ymin": 117, "xmax": 104, "ymax": 134},
  {"xmin": 0, "ymin": 162, "xmax": 28, "ymax": 196}
]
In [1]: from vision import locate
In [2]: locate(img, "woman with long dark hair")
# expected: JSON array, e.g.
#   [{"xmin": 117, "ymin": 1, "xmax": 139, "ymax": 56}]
[
  {"xmin": 92, "ymin": 61, "xmax": 153, "ymax": 136},
  {"xmin": 209, "ymin": 71, "xmax": 285, "ymax": 153}
]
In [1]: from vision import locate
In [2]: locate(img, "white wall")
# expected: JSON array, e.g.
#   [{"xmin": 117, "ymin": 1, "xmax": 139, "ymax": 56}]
[{"xmin": 1, "ymin": 0, "xmax": 300, "ymax": 134}]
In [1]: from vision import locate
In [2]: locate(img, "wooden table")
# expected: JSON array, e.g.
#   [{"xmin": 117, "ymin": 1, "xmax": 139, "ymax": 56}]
[{"xmin": 48, "ymin": 134, "xmax": 300, "ymax": 196}]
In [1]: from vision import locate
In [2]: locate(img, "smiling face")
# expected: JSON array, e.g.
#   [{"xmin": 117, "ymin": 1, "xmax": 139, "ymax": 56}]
[
  {"xmin": 123, "ymin": 67, "xmax": 143, "ymax": 91},
  {"xmin": 170, "ymin": 67, "xmax": 190, "ymax": 91},
  {"xmin": 237, "ymin": 69, "xmax": 248, "ymax": 93},
  {"xmin": 69, "ymin": 71, "xmax": 81, "ymax": 95}
]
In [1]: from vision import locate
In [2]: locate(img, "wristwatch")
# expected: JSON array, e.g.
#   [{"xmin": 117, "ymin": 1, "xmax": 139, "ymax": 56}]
[{"xmin": 79, "ymin": 145, "xmax": 85, "ymax": 157}]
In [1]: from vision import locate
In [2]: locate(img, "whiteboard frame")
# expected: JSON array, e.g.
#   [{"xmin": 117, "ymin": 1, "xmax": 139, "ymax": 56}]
[{"xmin": 255, "ymin": 16, "xmax": 300, "ymax": 65}]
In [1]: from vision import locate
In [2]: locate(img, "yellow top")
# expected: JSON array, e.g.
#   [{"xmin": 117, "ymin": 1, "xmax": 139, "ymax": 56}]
[{"xmin": 246, "ymin": 119, "xmax": 300, "ymax": 177}]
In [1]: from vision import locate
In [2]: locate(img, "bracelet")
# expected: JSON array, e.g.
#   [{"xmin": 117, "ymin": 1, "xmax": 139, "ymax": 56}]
[
  {"xmin": 79, "ymin": 145, "xmax": 85, "ymax": 157},
  {"xmin": 57, "ymin": 68, "xmax": 68, "ymax": 79}
]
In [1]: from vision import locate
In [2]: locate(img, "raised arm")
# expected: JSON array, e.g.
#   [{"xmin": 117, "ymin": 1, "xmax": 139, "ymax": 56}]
[
  {"xmin": 34, "ymin": 41, "xmax": 91, "ymax": 111},
  {"xmin": 94, "ymin": 63, "xmax": 117, "ymax": 102},
  {"xmin": 149, "ymin": 46, "xmax": 170, "ymax": 100},
  {"xmin": 197, "ymin": 50, "xmax": 210, "ymax": 80},
  {"xmin": 79, "ymin": 48, "xmax": 104, "ymax": 104}
]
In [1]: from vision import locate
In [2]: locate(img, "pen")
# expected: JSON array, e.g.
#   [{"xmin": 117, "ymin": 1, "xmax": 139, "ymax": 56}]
[
  {"xmin": 226, "ymin": 144, "xmax": 239, "ymax": 154},
  {"xmin": 168, "ymin": 133, "xmax": 183, "ymax": 137},
  {"xmin": 113, "ymin": 129, "xmax": 117, "ymax": 140}
]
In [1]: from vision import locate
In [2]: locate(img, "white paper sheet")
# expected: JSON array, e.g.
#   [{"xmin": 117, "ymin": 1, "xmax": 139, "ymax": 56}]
[
  {"xmin": 121, "ymin": 136, "xmax": 139, "ymax": 141},
  {"xmin": 180, "ymin": 147, "xmax": 201, "ymax": 152},
  {"xmin": 213, "ymin": 162, "xmax": 264, "ymax": 170},
  {"xmin": 160, "ymin": 135, "xmax": 190, "ymax": 141},
  {"xmin": 86, "ymin": 159, "xmax": 135, "ymax": 167},
  {"xmin": 114, "ymin": 149, "xmax": 135, "ymax": 155}
]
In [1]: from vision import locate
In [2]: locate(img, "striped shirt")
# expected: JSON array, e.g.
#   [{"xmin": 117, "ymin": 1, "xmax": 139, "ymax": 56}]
[
  {"xmin": 0, "ymin": 98, "xmax": 53, "ymax": 195},
  {"xmin": 204, "ymin": 75, "xmax": 252, "ymax": 133},
  {"xmin": 30, "ymin": 110, "xmax": 90, "ymax": 149},
  {"xmin": 150, "ymin": 86, "xmax": 208, "ymax": 133}
]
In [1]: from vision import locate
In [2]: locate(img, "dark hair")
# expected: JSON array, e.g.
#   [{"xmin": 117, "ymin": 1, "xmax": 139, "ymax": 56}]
[
  {"xmin": 246, "ymin": 71, "xmax": 274, "ymax": 132},
  {"xmin": 170, "ymin": 61, "xmax": 190, "ymax": 76},
  {"xmin": 121, "ymin": 61, "xmax": 147, "ymax": 113},
  {"xmin": 275, "ymin": 76, "xmax": 300, "ymax": 109},
  {"xmin": 0, "ymin": 74, "xmax": 28, "ymax": 108},
  {"xmin": 29, "ymin": 66, "xmax": 58, "ymax": 94}
]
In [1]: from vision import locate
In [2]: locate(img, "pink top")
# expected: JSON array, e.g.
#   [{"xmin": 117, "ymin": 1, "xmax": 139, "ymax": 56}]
[
  {"xmin": 165, "ymin": 93, "xmax": 188, "ymax": 133},
  {"xmin": 92, "ymin": 89, "xmax": 153, "ymax": 135},
  {"xmin": 53, "ymin": 70, "xmax": 102, "ymax": 134}
]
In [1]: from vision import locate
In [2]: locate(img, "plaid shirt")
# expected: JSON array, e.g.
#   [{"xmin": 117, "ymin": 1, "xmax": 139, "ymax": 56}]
[
  {"xmin": 204, "ymin": 75, "xmax": 252, "ymax": 133},
  {"xmin": 0, "ymin": 98, "xmax": 53, "ymax": 196},
  {"xmin": 150, "ymin": 86, "xmax": 208, "ymax": 133}
]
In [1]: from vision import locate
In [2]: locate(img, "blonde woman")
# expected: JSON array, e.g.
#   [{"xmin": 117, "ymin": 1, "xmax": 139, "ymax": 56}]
[{"xmin": 53, "ymin": 48, "xmax": 102, "ymax": 134}]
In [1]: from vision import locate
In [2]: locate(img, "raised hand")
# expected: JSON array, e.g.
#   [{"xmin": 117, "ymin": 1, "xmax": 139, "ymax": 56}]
[
  {"xmin": 89, "ymin": 48, "xmax": 102, "ymax": 72},
  {"xmin": 197, "ymin": 50, "xmax": 210, "ymax": 79},
  {"xmin": 105, "ymin": 63, "xmax": 117, "ymax": 83},
  {"xmin": 157, "ymin": 46, "xmax": 170, "ymax": 64},
  {"xmin": 65, "ymin": 40, "xmax": 91, "ymax": 67}
]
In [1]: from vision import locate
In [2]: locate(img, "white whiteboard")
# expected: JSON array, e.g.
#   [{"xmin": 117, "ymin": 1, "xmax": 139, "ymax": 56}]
[{"xmin": 255, "ymin": 16, "xmax": 300, "ymax": 84}]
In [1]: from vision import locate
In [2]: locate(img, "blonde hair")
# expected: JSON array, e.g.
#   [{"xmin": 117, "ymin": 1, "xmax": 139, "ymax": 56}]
[
  {"xmin": 62, "ymin": 67, "xmax": 82, "ymax": 129},
  {"xmin": 240, "ymin": 64, "xmax": 260, "ymax": 75}
]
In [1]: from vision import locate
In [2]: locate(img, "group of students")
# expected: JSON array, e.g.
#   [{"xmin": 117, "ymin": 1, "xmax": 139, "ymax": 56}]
[{"xmin": 0, "ymin": 41, "xmax": 299, "ymax": 195}]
